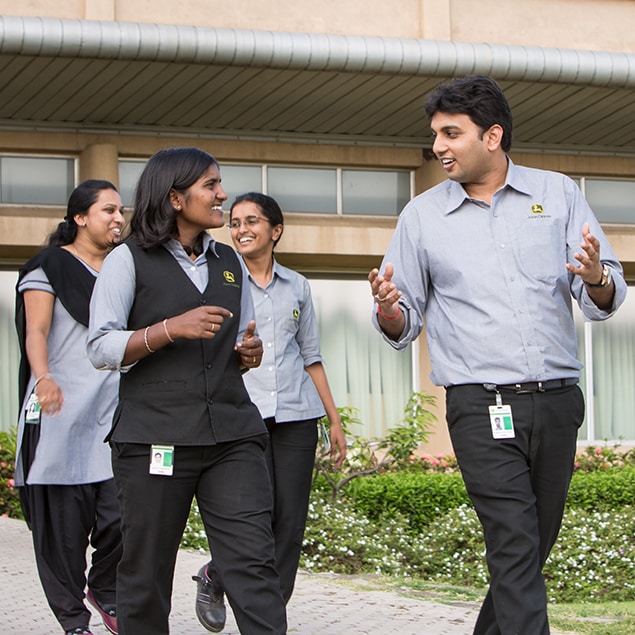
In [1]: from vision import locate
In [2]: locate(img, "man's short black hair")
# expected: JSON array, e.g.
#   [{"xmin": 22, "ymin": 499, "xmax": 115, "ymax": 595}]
[{"xmin": 424, "ymin": 75, "xmax": 513, "ymax": 152}]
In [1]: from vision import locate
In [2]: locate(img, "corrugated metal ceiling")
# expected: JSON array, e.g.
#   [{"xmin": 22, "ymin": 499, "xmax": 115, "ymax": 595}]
[{"xmin": 0, "ymin": 18, "xmax": 634, "ymax": 155}]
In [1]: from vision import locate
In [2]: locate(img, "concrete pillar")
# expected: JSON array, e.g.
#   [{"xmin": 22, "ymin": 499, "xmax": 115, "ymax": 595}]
[{"xmin": 79, "ymin": 143, "xmax": 119, "ymax": 187}]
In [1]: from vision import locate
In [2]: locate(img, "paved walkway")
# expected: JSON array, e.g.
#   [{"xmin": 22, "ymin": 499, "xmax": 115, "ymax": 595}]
[{"xmin": 0, "ymin": 514, "xmax": 570, "ymax": 635}]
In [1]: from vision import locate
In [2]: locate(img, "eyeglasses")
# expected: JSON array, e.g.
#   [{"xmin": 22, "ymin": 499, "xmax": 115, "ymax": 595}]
[{"xmin": 227, "ymin": 215, "xmax": 270, "ymax": 230}]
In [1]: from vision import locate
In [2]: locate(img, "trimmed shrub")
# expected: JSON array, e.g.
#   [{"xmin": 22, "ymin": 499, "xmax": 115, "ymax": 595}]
[{"xmin": 345, "ymin": 471, "xmax": 470, "ymax": 534}]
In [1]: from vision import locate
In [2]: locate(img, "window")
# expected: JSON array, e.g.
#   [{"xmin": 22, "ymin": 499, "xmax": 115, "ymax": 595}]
[
  {"xmin": 308, "ymin": 277, "xmax": 414, "ymax": 438},
  {"xmin": 267, "ymin": 167, "xmax": 337, "ymax": 214},
  {"xmin": 342, "ymin": 170, "xmax": 410, "ymax": 215},
  {"xmin": 220, "ymin": 165, "xmax": 262, "ymax": 205},
  {"xmin": 575, "ymin": 286, "xmax": 635, "ymax": 444},
  {"xmin": 581, "ymin": 178, "xmax": 635, "ymax": 224},
  {"xmin": 119, "ymin": 160, "xmax": 411, "ymax": 216},
  {"xmin": 118, "ymin": 160, "xmax": 146, "ymax": 207},
  {"xmin": 0, "ymin": 156, "xmax": 75, "ymax": 205}
]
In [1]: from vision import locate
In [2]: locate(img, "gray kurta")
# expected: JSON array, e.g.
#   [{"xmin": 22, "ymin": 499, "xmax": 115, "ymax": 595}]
[{"xmin": 15, "ymin": 266, "xmax": 118, "ymax": 486}]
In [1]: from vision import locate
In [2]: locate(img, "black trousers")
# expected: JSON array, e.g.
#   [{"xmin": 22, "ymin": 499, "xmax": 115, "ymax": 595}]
[
  {"xmin": 26, "ymin": 479, "xmax": 122, "ymax": 632},
  {"xmin": 208, "ymin": 418, "xmax": 318, "ymax": 603},
  {"xmin": 446, "ymin": 384, "xmax": 584, "ymax": 635},
  {"xmin": 111, "ymin": 437, "xmax": 287, "ymax": 635},
  {"xmin": 264, "ymin": 417, "xmax": 318, "ymax": 602}
]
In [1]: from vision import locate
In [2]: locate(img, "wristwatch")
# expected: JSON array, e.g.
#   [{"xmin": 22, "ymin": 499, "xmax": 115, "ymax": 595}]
[{"xmin": 585, "ymin": 264, "xmax": 612, "ymax": 288}]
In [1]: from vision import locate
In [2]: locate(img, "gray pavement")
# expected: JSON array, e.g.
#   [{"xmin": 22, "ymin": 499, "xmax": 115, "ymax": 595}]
[{"xmin": 0, "ymin": 515, "xmax": 483, "ymax": 634}]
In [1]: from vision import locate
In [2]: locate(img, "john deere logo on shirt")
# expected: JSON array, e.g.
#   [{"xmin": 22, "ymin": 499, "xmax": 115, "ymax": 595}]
[
  {"xmin": 531, "ymin": 204, "xmax": 544, "ymax": 214},
  {"xmin": 223, "ymin": 271, "xmax": 235, "ymax": 283},
  {"xmin": 293, "ymin": 309, "xmax": 299, "ymax": 320}
]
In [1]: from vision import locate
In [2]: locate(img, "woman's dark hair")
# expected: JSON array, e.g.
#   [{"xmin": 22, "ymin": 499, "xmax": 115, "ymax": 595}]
[
  {"xmin": 230, "ymin": 192, "xmax": 285, "ymax": 247},
  {"xmin": 129, "ymin": 147, "xmax": 219, "ymax": 248},
  {"xmin": 424, "ymin": 75, "xmax": 513, "ymax": 152},
  {"xmin": 47, "ymin": 179, "xmax": 118, "ymax": 247}
]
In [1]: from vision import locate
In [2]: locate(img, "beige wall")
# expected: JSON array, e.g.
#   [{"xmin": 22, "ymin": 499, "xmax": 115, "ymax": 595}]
[{"xmin": 1, "ymin": 0, "xmax": 633, "ymax": 52}]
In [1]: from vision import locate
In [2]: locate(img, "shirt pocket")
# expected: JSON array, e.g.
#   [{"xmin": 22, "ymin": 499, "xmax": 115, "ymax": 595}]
[
  {"xmin": 280, "ymin": 315, "xmax": 299, "ymax": 335},
  {"xmin": 517, "ymin": 220, "xmax": 565, "ymax": 281}
]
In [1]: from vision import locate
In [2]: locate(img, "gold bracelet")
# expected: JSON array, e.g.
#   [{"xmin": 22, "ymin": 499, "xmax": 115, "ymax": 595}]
[
  {"xmin": 163, "ymin": 318, "xmax": 174, "ymax": 343},
  {"xmin": 144, "ymin": 326, "xmax": 155, "ymax": 353}
]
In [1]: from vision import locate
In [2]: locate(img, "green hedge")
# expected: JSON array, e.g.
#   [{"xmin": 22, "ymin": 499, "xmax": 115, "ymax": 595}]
[
  {"xmin": 342, "ymin": 466, "xmax": 635, "ymax": 535},
  {"xmin": 345, "ymin": 471, "xmax": 470, "ymax": 534},
  {"xmin": 566, "ymin": 466, "xmax": 635, "ymax": 510}
]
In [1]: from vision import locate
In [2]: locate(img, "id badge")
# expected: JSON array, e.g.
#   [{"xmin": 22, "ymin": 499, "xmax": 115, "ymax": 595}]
[
  {"xmin": 25, "ymin": 392, "xmax": 41, "ymax": 425},
  {"xmin": 149, "ymin": 445, "xmax": 174, "ymax": 476},
  {"xmin": 488, "ymin": 404, "xmax": 515, "ymax": 439}
]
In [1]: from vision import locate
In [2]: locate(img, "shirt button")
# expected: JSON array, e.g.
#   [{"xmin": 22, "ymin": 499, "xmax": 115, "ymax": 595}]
[
  {"xmin": 207, "ymin": 398, "xmax": 213, "ymax": 404},
  {"xmin": 190, "ymin": 266, "xmax": 196, "ymax": 272},
  {"xmin": 206, "ymin": 363, "xmax": 212, "ymax": 369},
  {"xmin": 500, "ymin": 243, "xmax": 506, "ymax": 248},
  {"xmin": 270, "ymin": 391, "xmax": 276, "ymax": 397},
  {"xmin": 267, "ymin": 342, "xmax": 272, "ymax": 348},
  {"xmin": 269, "ymin": 366, "xmax": 274, "ymax": 371}
]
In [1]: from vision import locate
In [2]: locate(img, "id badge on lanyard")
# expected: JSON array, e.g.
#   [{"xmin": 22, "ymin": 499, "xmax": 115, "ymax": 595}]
[{"xmin": 488, "ymin": 391, "xmax": 515, "ymax": 439}]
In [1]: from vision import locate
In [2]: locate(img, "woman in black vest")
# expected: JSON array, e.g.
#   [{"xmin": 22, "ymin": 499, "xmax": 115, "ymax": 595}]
[{"xmin": 87, "ymin": 148, "xmax": 287, "ymax": 635}]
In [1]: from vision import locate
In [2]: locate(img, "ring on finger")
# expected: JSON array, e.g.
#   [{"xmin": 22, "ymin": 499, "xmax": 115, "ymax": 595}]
[{"xmin": 374, "ymin": 294, "xmax": 386, "ymax": 302}]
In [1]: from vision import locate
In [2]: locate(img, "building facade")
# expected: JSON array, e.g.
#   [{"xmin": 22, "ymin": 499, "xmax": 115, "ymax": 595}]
[{"xmin": 1, "ymin": 0, "xmax": 634, "ymax": 452}]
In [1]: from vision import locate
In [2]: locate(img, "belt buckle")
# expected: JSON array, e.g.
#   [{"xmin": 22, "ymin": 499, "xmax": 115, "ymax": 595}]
[{"xmin": 514, "ymin": 382, "xmax": 538, "ymax": 394}]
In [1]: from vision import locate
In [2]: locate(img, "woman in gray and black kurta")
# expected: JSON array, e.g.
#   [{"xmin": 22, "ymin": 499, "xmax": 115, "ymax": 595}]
[
  {"xmin": 87, "ymin": 148, "xmax": 287, "ymax": 635},
  {"xmin": 15, "ymin": 180, "xmax": 124, "ymax": 635}
]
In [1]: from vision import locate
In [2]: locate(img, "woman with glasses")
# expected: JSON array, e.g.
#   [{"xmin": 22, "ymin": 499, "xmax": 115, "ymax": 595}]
[
  {"xmin": 87, "ymin": 149, "xmax": 287, "ymax": 635},
  {"xmin": 193, "ymin": 192, "xmax": 346, "ymax": 632}
]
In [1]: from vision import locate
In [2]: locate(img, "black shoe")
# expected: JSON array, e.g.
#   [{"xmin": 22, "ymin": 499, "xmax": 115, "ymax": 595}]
[{"xmin": 192, "ymin": 564, "xmax": 226, "ymax": 633}]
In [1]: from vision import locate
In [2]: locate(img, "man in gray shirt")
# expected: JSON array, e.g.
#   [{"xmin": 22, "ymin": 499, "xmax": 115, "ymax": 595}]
[{"xmin": 369, "ymin": 75, "xmax": 626, "ymax": 635}]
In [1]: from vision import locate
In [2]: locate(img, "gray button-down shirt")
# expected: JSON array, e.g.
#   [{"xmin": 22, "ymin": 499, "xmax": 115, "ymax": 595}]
[
  {"xmin": 374, "ymin": 160, "xmax": 627, "ymax": 387},
  {"xmin": 242, "ymin": 258, "xmax": 324, "ymax": 422}
]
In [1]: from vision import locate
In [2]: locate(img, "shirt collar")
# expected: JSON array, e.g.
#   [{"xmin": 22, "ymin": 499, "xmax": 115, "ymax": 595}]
[
  {"xmin": 443, "ymin": 157, "xmax": 530, "ymax": 214},
  {"xmin": 241, "ymin": 255, "xmax": 291, "ymax": 287},
  {"xmin": 165, "ymin": 232, "xmax": 218, "ymax": 260}
]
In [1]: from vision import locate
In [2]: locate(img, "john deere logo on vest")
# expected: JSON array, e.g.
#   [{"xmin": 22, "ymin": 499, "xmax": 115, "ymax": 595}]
[
  {"xmin": 223, "ymin": 271, "xmax": 235, "ymax": 283},
  {"xmin": 531, "ymin": 204, "xmax": 544, "ymax": 214}
]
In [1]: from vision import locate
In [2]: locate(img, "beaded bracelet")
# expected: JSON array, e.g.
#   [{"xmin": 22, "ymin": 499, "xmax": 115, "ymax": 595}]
[{"xmin": 144, "ymin": 326, "xmax": 155, "ymax": 353}]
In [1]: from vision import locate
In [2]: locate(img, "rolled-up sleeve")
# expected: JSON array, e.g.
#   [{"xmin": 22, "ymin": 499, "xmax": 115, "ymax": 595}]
[
  {"xmin": 87, "ymin": 244, "xmax": 136, "ymax": 371},
  {"xmin": 236, "ymin": 256, "xmax": 256, "ymax": 341},
  {"xmin": 371, "ymin": 204, "xmax": 426, "ymax": 350},
  {"xmin": 296, "ymin": 277, "xmax": 322, "ymax": 367}
]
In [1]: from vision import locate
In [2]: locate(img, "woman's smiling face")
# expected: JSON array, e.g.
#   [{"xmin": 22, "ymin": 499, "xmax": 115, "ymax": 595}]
[
  {"xmin": 230, "ymin": 200, "xmax": 282, "ymax": 259},
  {"xmin": 174, "ymin": 163, "xmax": 228, "ymax": 235}
]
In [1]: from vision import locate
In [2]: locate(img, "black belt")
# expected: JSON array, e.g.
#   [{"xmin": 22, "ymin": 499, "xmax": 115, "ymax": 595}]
[{"xmin": 488, "ymin": 378, "xmax": 578, "ymax": 394}]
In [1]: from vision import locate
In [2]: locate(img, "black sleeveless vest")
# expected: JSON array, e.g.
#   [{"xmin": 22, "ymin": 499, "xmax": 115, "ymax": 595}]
[{"xmin": 109, "ymin": 240, "xmax": 265, "ymax": 445}]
